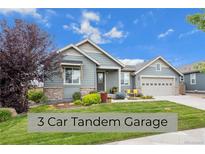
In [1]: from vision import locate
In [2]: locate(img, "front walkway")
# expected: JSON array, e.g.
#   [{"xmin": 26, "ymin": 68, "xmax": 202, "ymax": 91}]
[
  {"xmin": 155, "ymin": 95, "xmax": 205, "ymax": 110},
  {"xmin": 106, "ymin": 128, "xmax": 205, "ymax": 145}
]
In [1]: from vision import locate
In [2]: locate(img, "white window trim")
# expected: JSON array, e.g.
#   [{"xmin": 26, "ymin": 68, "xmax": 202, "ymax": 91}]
[
  {"xmin": 156, "ymin": 63, "xmax": 161, "ymax": 71},
  {"xmin": 121, "ymin": 72, "xmax": 130, "ymax": 86},
  {"xmin": 190, "ymin": 73, "xmax": 196, "ymax": 85},
  {"xmin": 118, "ymin": 68, "xmax": 121, "ymax": 92},
  {"xmin": 64, "ymin": 67, "xmax": 81, "ymax": 85}
]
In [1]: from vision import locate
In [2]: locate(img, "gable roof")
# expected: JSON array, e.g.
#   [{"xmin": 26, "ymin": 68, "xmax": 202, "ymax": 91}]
[
  {"xmin": 122, "ymin": 65, "xmax": 136, "ymax": 71},
  {"xmin": 135, "ymin": 60, "xmax": 152, "ymax": 72},
  {"xmin": 58, "ymin": 44, "xmax": 100, "ymax": 65},
  {"xmin": 134, "ymin": 56, "xmax": 183, "ymax": 76},
  {"xmin": 76, "ymin": 39, "xmax": 125, "ymax": 67}
]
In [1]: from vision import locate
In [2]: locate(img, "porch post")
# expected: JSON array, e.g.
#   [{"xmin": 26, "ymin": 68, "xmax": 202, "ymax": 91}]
[{"xmin": 118, "ymin": 68, "xmax": 121, "ymax": 92}]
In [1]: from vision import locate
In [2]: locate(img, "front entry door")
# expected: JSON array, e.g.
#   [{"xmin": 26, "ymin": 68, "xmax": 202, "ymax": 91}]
[{"xmin": 97, "ymin": 72, "xmax": 105, "ymax": 91}]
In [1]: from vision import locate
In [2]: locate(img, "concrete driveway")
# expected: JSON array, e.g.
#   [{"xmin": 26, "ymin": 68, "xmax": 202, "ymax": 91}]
[
  {"xmin": 106, "ymin": 128, "xmax": 205, "ymax": 145},
  {"xmin": 155, "ymin": 95, "xmax": 205, "ymax": 110},
  {"xmin": 106, "ymin": 95, "xmax": 205, "ymax": 145}
]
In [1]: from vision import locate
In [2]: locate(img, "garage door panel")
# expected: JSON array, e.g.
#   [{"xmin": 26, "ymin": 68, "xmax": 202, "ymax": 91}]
[{"xmin": 141, "ymin": 77, "xmax": 175, "ymax": 96}]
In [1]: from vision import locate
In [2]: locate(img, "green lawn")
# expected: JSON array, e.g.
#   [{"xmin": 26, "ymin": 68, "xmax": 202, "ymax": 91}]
[{"xmin": 1, "ymin": 101, "xmax": 205, "ymax": 144}]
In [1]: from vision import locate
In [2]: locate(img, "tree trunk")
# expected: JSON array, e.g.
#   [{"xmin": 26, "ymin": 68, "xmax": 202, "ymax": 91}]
[{"xmin": 0, "ymin": 81, "xmax": 28, "ymax": 113}]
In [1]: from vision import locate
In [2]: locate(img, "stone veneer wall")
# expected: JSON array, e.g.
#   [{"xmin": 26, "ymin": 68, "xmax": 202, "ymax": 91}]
[
  {"xmin": 179, "ymin": 83, "xmax": 185, "ymax": 95},
  {"xmin": 80, "ymin": 88, "xmax": 96, "ymax": 96},
  {"xmin": 44, "ymin": 88, "xmax": 63, "ymax": 100}
]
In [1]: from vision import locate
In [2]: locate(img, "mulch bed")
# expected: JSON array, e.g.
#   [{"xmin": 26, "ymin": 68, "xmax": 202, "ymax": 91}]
[
  {"xmin": 52, "ymin": 103, "xmax": 75, "ymax": 109},
  {"xmin": 52, "ymin": 102, "xmax": 111, "ymax": 109}
]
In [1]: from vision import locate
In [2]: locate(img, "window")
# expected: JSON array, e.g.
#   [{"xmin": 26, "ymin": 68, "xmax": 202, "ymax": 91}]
[
  {"xmin": 64, "ymin": 67, "xmax": 80, "ymax": 84},
  {"xmin": 190, "ymin": 73, "xmax": 196, "ymax": 85},
  {"xmin": 156, "ymin": 63, "xmax": 161, "ymax": 71},
  {"xmin": 121, "ymin": 72, "xmax": 130, "ymax": 86}
]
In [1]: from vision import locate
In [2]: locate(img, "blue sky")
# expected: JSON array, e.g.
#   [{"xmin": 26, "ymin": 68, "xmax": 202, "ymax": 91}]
[{"xmin": 0, "ymin": 8, "xmax": 204, "ymax": 66}]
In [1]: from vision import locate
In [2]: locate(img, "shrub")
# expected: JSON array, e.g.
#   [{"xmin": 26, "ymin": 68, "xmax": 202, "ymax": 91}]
[
  {"xmin": 27, "ymin": 90, "xmax": 44, "ymax": 103},
  {"xmin": 74, "ymin": 100, "xmax": 83, "ymax": 105},
  {"xmin": 136, "ymin": 93, "xmax": 143, "ymax": 97},
  {"xmin": 111, "ymin": 87, "xmax": 118, "ymax": 94},
  {"xmin": 72, "ymin": 92, "xmax": 81, "ymax": 101},
  {"xmin": 82, "ymin": 93, "xmax": 101, "ymax": 106},
  {"xmin": 40, "ymin": 95, "xmax": 48, "ymax": 103},
  {"xmin": 141, "ymin": 95, "xmax": 153, "ymax": 99},
  {"xmin": 0, "ymin": 109, "xmax": 12, "ymax": 122},
  {"xmin": 109, "ymin": 87, "xmax": 118, "ymax": 94},
  {"xmin": 115, "ymin": 92, "xmax": 126, "ymax": 99}
]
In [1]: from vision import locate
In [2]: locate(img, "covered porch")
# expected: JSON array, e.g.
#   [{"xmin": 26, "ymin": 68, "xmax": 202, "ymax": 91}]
[{"xmin": 96, "ymin": 66, "xmax": 121, "ymax": 93}]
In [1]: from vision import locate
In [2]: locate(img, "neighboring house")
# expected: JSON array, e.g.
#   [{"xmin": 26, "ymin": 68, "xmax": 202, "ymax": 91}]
[
  {"xmin": 44, "ymin": 39, "xmax": 183, "ymax": 100},
  {"xmin": 179, "ymin": 62, "xmax": 205, "ymax": 93}
]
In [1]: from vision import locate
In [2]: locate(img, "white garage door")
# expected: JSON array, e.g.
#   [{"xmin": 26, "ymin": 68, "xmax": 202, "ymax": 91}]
[{"xmin": 141, "ymin": 77, "xmax": 175, "ymax": 96}]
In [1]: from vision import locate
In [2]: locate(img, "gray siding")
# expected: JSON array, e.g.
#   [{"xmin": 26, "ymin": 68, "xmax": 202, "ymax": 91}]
[
  {"xmin": 135, "ymin": 59, "xmax": 180, "ymax": 89},
  {"xmin": 44, "ymin": 49, "xmax": 97, "ymax": 99},
  {"xmin": 62, "ymin": 55, "xmax": 97, "ymax": 87},
  {"xmin": 44, "ymin": 71, "xmax": 63, "ymax": 88},
  {"xmin": 87, "ymin": 52, "xmax": 120, "ymax": 67},
  {"xmin": 63, "ymin": 85, "xmax": 81, "ymax": 99},
  {"xmin": 106, "ymin": 70, "xmax": 119, "ymax": 92},
  {"xmin": 78, "ymin": 42, "xmax": 121, "ymax": 67},
  {"xmin": 184, "ymin": 72, "xmax": 205, "ymax": 91},
  {"xmin": 121, "ymin": 72, "xmax": 135, "ymax": 92}
]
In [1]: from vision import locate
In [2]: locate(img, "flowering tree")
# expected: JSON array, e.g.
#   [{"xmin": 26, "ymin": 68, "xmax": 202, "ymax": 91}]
[{"xmin": 0, "ymin": 19, "xmax": 60, "ymax": 113}]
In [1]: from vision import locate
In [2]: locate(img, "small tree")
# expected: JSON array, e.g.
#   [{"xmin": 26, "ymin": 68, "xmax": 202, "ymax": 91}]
[
  {"xmin": 187, "ymin": 10, "xmax": 205, "ymax": 32},
  {"xmin": 194, "ymin": 62, "xmax": 205, "ymax": 73},
  {"xmin": 187, "ymin": 10, "xmax": 205, "ymax": 72},
  {"xmin": 0, "ymin": 19, "xmax": 60, "ymax": 113}
]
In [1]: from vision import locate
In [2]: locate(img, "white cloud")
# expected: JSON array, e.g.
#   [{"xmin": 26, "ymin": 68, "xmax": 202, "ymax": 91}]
[
  {"xmin": 67, "ymin": 10, "xmax": 106, "ymax": 44},
  {"xmin": 70, "ymin": 19, "xmax": 107, "ymax": 44},
  {"xmin": 46, "ymin": 9, "xmax": 57, "ymax": 16},
  {"xmin": 82, "ymin": 10, "xmax": 100, "ymax": 22},
  {"xmin": 64, "ymin": 10, "xmax": 127, "ymax": 44},
  {"xmin": 0, "ymin": 8, "xmax": 37, "ymax": 16},
  {"xmin": 0, "ymin": 8, "xmax": 51, "ymax": 27},
  {"xmin": 178, "ymin": 29, "xmax": 199, "ymax": 39},
  {"xmin": 62, "ymin": 25, "xmax": 69, "ymax": 30},
  {"xmin": 158, "ymin": 29, "xmax": 174, "ymax": 39},
  {"xmin": 66, "ymin": 14, "xmax": 74, "ymax": 20},
  {"xmin": 133, "ymin": 11, "xmax": 155, "ymax": 26},
  {"xmin": 119, "ymin": 59, "xmax": 144, "ymax": 65},
  {"xmin": 104, "ymin": 27, "xmax": 124, "ymax": 38}
]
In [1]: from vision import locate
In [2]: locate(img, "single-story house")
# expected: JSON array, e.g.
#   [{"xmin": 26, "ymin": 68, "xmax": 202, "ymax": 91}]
[
  {"xmin": 44, "ymin": 39, "xmax": 184, "ymax": 100},
  {"xmin": 179, "ymin": 62, "xmax": 205, "ymax": 93}
]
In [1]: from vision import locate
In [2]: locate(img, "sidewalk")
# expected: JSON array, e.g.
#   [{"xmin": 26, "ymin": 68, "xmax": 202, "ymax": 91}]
[{"xmin": 105, "ymin": 128, "xmax": 205, "ymax": 145}]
